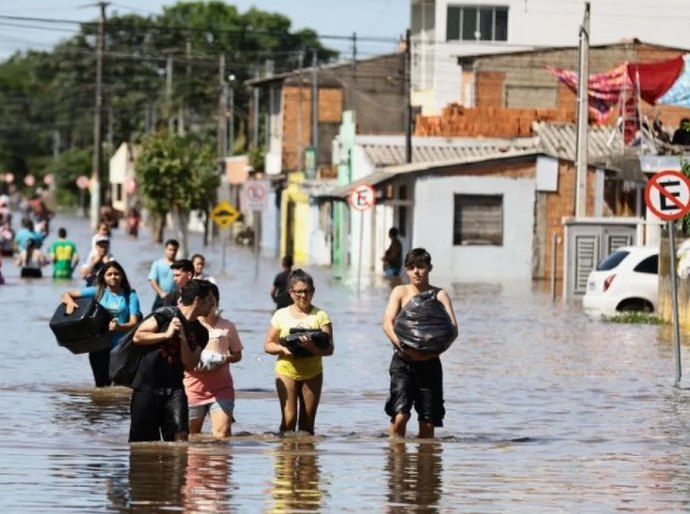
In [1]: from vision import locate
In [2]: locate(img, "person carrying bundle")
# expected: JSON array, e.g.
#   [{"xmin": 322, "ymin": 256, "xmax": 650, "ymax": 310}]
[{"xmin": 382, "ymin": 248, "xmax": 458, "ymax": 439}]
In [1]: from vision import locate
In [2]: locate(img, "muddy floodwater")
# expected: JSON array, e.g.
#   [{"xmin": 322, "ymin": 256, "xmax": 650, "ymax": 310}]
[{"xmin": 2, "ymin": 214, "xmax": 690, "ymax": 512}]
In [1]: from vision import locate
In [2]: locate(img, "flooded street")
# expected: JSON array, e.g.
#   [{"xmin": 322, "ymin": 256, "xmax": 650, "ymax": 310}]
[{"xmin": 3, "ymin": 213, "xmax": 690, "ymax": 512}]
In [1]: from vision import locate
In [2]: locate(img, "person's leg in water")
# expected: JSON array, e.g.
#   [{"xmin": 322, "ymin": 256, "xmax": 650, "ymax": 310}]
[
  {"xmin": 297, "ymin": 373, "xmax": 323, "ymax": 434},
  {"xmin": 209, "ymin": 400, "xmax": 235, "ymax": 438},
  {"xmin": 276, "ymin": 374, "xmax": 298, "ymax": 433},
  {"xmin": 390, "ymin": 412, "xmax": 411, "ymax": 437},
  {"xmin": 418, "ymin": 420, "xmax": 435, "ymax": 438}
]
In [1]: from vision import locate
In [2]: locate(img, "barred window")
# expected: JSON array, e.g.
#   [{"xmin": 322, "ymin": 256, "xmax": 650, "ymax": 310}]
[
  {"xmin": 453, "ymin": 194, "xmax": 503, "ymax": 246},
  {"xmin": 447, "ymin": 5, "xmax": 508, "ymax": 42}
]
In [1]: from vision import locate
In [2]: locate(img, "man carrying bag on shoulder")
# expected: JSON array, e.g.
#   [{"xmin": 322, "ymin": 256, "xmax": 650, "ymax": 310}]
[{"xmin": 128, "ymin": 279, "xmax": 213, "ymax": 442}]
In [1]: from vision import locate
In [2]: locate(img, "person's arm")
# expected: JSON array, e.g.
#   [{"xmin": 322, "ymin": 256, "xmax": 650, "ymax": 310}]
[
  {"xmin": 382, "ymin": 286, "xmax": 404, "ymax": 349},
  {"xmin": 59, "ymin": 289, "xmax": 83, "ymax": 315},
  {"xmin": 263, "ymin": 324, "xmax": 291, "ymax": 357},
  {"xmin": 225, "ymin": 323, "xmax": 243, "ymax": 363},
  {"xmin": 133, "ymin": 315, "xmax": 177, "ymax": 345},
  {"xmin": 298, "ymin": 322, "xmax": 334, "ymax": 356},
  {"xmin": 148, "ymin": 263, "xmax": 167, "ymax": 298}
]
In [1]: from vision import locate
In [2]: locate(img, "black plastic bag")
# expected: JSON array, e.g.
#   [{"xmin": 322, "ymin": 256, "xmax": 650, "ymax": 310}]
[
  {"xmin": 393, "ymin": 288, "xmax": 456, "ymax": 353},
  {"xmin": 280, "ymin": 328, "xmax": 330, "ymax": 357}
]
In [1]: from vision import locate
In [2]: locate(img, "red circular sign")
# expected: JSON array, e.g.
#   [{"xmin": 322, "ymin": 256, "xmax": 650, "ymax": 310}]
[
  {"xmin": 348, "ymin": 184, "xmax": 376, "ymax": 211},
  {"xmin": 76, "ymin": 175, "xmax": 90, "ymax": 190},
  {"xmin": 124, "ymin": 176, "xmax": 136, "ymax": 194},
  {"xmin": 644, "ymin": 170, "xmax": 690, "ymax": 221}
]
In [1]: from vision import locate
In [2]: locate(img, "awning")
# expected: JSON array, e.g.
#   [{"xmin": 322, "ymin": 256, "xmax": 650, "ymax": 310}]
[{"xmin": 318, "ymin": 171, "xmax": 398, "ymax": 200}]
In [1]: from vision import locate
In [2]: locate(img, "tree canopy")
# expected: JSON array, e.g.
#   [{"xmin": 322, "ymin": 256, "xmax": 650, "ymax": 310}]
[{"xmin": 0, "ymin": 2, "xmax": 337, "ymax": 197}]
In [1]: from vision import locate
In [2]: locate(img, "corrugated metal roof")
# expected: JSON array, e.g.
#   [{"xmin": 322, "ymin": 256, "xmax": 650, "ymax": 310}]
[
  {"xmin": 533, "ymin": 121, "xmax": 621, "ymax": 162},
  {"xmin": 361, "ymin": 137, "xmax": 541, "ymax": 167}
]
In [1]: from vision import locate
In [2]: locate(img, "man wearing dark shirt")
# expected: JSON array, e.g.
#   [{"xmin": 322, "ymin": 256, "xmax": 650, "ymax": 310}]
[{"xmin": 129, "ymin": 279, "xmax": 213, "ymax": 442}]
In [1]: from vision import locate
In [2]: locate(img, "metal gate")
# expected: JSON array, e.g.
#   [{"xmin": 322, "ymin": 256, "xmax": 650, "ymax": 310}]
[{"xmin": 564, "ymin": 218, "xmax": 641, "ymax": 298}]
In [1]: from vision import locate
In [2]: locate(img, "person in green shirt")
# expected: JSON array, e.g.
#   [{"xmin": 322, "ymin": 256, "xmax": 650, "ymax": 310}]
[{"xmin": 48, "ymin": 227, "xmax": 79, "ymax": 279}]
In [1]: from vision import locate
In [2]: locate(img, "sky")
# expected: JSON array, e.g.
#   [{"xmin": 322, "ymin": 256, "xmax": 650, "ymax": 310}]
[{"xmin": 0, "ymin": 0, "xmax": 409, "ymax": 60}]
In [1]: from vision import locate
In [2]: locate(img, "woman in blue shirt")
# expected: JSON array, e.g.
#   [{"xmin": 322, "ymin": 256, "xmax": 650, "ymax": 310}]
[{"xmin": 60, "ymin": 260, "xmax": 142, "ymax": 387}]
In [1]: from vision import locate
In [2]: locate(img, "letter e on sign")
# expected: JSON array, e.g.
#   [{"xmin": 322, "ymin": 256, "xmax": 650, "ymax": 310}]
[
  {"xmin": 644, "ymin": 170, "xmax": 690, "ymax": 221},
  {"xmin": 348, "ymin": 184, "xmax": 376, "ymax": 211}
]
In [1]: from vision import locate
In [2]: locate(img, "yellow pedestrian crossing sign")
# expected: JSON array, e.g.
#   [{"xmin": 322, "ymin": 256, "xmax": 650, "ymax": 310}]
[{"xmin": 211, "ymin": 200, "xmax": 240, "ymax": 229}]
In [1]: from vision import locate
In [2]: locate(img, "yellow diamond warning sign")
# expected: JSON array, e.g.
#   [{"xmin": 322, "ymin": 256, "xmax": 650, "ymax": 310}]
[{"xmin": 211, "ymin": 200, "xmax": 240, "ymax": 229}]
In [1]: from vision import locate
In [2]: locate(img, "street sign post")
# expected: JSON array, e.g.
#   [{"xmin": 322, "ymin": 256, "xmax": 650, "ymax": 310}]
[
  {"xmin": 242, "ymin": 180, "xmax": 269, "ymax": 278},
  {"xmin": 644, "ymin": 169, "xmax": 690, "ymax": 386},
  {"xmin": 348, "ymin": 184, "xmax": 376, "ymax": 293},
  {"xmin": 211, "ymin": 200, "xmax": 240, "ymax": 274}
]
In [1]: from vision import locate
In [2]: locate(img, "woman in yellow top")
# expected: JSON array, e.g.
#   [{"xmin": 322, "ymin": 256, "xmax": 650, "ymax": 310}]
[{"xmin": 263, "ymin": 269, "xmax": 334, "ymax": 434}]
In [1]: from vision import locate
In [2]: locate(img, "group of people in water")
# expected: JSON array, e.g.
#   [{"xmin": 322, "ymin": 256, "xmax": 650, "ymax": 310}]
[{"xmin": 5, "ymin": 208, "xmax": 458, "ymax": 443}]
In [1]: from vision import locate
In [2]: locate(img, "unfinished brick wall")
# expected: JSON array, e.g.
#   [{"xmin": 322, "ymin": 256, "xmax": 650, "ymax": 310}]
[{"xmin": 415, "ymin": 104, "xmax": 575, "ymax": 138}]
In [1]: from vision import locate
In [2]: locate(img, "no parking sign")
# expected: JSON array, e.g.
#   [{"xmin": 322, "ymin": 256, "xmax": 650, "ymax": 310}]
[
  {"xmin": 644, "ymin": 169, "xmax": 690, "ymax": 386},
  {"xmin": 644, "ymin": 170, "xmax": 690, "ymax": 221}
]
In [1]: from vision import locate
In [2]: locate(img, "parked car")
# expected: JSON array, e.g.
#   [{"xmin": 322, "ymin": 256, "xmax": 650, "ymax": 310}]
[{"xmin": 582, "ymin": 245, "xmax": 659, "ymax": 317}]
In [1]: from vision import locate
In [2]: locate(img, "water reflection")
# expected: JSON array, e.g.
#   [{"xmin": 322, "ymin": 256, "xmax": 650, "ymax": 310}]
[
  {"xmin": 385, "ymin": 441, "xmax": 443, "ymax": 513},
  {"xmin": 124, "ymin": 444, "xmax": 188, "ymax": 512},
  {"xmin": 270, "ymin": 438, "xmax": 323, "ymax": 512},
  {"xmin": 52, "ymin": 387, "xmax": 130, "ymax": 436},
  {"xmin": 184, "ymin": 445, "xmax": 236, "ymax": 513}
]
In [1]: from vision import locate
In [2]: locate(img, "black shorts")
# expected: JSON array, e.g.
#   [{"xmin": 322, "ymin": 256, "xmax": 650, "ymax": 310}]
[
  {"xmin": 385, "ymin": 352, "xmax": 445, "ymax": 427},
  {"xmin": 129, "ymin": 388, "xmax": 188, "ymax": 442}
]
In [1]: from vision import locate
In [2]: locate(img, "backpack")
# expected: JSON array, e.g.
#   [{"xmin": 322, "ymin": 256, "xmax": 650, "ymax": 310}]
[{"xmin": 109, "ymin": 306, "xmax": 178, "ymax": 387}]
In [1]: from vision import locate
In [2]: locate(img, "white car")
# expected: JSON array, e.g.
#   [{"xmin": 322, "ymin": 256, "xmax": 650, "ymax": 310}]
[{"xmin": 582, "ymin": 245, "xmax": 659, "ymax": 317}]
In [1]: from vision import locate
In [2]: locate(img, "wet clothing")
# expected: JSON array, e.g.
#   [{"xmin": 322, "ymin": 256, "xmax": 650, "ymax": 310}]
[
  {"xmin": 79, "ymin": 286, "xmax": 142, "ymax": 387},
  {"xmin": 129, "ymin": 388, "xmax": 188, "ymax": 442},
  {"xmin": 129, "ymin": 309, "xmax": 208, "ymax": 442},
  {"xmin": 385, "ymin": 352, "xmax": 445, "ymax": 427},
  {"xmin": 271, "ymin": 306, "xmax": 331, "ymax": 381},
  {"xmin": 184, "ymin": 317, "xmax": 243, "ymax": 407},
  {"xmin": 48, "ymin": 239, "xmax": 78, "ymax": 279}
]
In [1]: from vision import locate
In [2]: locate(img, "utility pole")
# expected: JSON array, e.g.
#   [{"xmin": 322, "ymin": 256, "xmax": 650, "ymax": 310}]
[
  {"xmin": 405, "ymin": 28, "xmax": 412, "ymax": 164},
  {"xmin": 574, "ymin": 2, "xmax": 590, "ymax": 217},
  {"xmin": 89, "ymin": 1, "xmax": 108, "ymax": 229},
  {"xmin": 228, "ymin": 75, "xmax": 235, "ymax": 157},
  {"xmin": 252, "ymin": 66, "xmax": 260, "ymax": 149},
  {"xmin": 311, "ymin": 48, "xmax": 319, "ymax": 169},
  {"xmin": 296, "ymin": 49, "xmax": 305, "ymax": 171},
  {"xmin": 166, "ymin": 54, "xmax": 174, "ymax": 134},
  {"xmin": 351, "ymin": 32, "xmax": 358, "ymax": 115},
  {"xmin": 218, "ymin": 54, "xmax": 227, "ymax": 169}
]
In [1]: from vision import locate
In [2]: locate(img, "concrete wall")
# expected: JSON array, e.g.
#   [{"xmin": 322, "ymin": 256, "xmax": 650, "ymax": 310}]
[{"xmin": 412, "ymin": 173, "xmax": 535, "ymax": 281}]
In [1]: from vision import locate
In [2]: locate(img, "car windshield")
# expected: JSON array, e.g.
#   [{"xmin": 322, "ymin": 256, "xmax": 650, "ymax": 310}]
[{"xmin": 596, "ymin": 250, "xmax": 630, "ymax": 271}]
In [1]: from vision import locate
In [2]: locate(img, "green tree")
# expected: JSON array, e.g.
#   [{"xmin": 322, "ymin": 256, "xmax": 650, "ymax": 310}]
[{"xmin": 136, "ymin": 131, "xmax": 219, "ymax": 254}]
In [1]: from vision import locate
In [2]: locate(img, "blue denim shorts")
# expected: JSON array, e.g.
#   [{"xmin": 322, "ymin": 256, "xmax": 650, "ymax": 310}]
[{"xmin": 188, "ymin": 399, "xmax": 235, "ymax": 420}]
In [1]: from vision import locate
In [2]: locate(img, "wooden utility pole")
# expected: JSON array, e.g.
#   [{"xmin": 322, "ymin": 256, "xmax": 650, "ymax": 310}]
[
  {"xmin": 218, "ymin": 54, "xmax": 227, "ymax": 167},
  {"xmin": 311, "ymin": 48, "xmax": 319, "ymax": 167},
  {"xmin": 574, "ymin": 2, "xmax": 590, "ymax": 217},
  {"xmin": 89, "ymin": 1, "xmax": 108, "ymax": 229},
  {"xmin": 405, "ymin": 28, "xmax": 412, "ymax": 164}
]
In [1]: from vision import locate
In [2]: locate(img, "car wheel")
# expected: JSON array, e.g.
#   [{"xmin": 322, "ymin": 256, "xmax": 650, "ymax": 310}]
[{"xmin": 617, "ymin": 300, "xmax": 653, "ymax": 313}]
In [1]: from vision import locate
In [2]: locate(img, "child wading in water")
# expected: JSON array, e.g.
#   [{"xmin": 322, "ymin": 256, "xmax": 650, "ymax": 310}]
[{"xmin": 382, "ymin": 248, "xmax": 458, "ymax": 438}]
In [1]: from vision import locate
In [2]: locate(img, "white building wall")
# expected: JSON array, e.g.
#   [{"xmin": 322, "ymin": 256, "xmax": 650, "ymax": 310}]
[
  {"xmin": 411, "ymin": 0, "xmax": 690, "ymax": 115},
  {"xmin": 412, "ymin": 174, "xmax": 535, "ymax": 281}
]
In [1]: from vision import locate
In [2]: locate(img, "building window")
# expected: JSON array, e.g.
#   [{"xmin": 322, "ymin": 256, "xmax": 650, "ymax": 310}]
[
  {"xmin": 453, "ymin": 194, "xmax": 503, "ymax": 246},
  {"xmin": 447, "ymin": 5, "xmax": 508, "ymax": 42}
]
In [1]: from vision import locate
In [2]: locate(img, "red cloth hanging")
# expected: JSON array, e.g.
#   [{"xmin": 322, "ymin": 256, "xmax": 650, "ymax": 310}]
[{"xmin": 627, "ymin": 56, "xmax": 684, "ymax": 104}]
